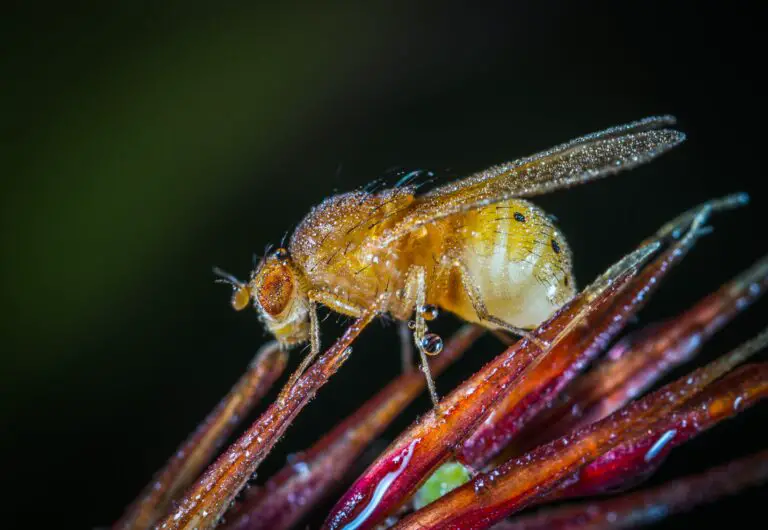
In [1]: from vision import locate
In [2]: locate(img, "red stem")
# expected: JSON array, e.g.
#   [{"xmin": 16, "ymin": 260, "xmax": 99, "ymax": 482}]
[
  {"xmin": 491, "ymin": 449, "xmax": 768, "ymax": 530},
  {"xmin": 154, "ymin": 312, "xmax": 374, "ymax": 530},
  {"xmin": 222, "ymin": 325, "xmax": 483, "ymax": 530},
  {"xmin": 115, "ymin": 342, "xmax": 287, "ymax": 530}
]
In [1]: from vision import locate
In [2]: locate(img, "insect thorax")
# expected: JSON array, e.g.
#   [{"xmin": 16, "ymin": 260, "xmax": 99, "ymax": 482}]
[{"xmin": 288, "ymin": 189, "xmax": 421, "ymax": 309}]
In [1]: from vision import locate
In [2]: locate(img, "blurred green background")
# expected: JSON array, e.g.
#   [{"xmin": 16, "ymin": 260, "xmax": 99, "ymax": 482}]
[{"xmin": 2, "ymin": 1, "xmax": 765, "ymax": 528}]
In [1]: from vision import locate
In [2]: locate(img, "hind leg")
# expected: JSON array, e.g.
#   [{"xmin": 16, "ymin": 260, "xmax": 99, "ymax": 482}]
[{"xmin": 453, "ymin": 261, "xmax": 550, "ymax": 350}]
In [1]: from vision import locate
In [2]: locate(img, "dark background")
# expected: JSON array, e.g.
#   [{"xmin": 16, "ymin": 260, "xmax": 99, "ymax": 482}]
[{"xmin": 2, "ymin": 1, "xmax": 765, "ymax": 528}]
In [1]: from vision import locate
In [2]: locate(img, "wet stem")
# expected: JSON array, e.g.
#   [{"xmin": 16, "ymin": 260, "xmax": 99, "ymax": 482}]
[{"xmin": 115, "ymin": 198, "xmax": 767, "ymax": 530}]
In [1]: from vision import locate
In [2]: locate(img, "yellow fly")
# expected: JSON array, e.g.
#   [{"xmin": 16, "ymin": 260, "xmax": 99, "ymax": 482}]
[{"xmin": 215, "ymin": 116, "xmax": 685, "ymax": 403}]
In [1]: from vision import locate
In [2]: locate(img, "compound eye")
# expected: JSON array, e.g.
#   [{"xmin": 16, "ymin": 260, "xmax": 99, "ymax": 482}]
[
  {"xmin": 231, "ymin": 285, "xmax": 251, "ymax": 311},
  {"xmin": 273, "ymin": 247, "xmax": 289, "ymax": 261},
  {"xmin": 257, "ymin": 265, "xmax": 294, "ymax": 317}
]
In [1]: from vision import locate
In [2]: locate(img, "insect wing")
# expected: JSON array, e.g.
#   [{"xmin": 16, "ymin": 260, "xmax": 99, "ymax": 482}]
[{"xmin": 375, "ymin": 116, "xmax": 685, "ymax": 248}]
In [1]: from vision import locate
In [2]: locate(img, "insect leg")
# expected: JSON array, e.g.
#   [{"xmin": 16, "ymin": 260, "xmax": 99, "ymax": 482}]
[
  {"xmin": 399, "ymin": 320, "xmax": 415, "ymax": 373},
  {"xmin": 454, "ymin": 261, "xmax": 550, "ymax": 350},
  {"xmin": 403, "ymin": 265, "xmax": 440, "ymax": 406},
  {"xmin": 279, "ymin": 291, "xmax": 368, "ymax": 398},
  {"xmin": 308, "ymin": 290, "xmax": 366, "ymax": 318},
  {"xmin": 283, "ymin": 301, "xmax": 321, "ymax": 392}
]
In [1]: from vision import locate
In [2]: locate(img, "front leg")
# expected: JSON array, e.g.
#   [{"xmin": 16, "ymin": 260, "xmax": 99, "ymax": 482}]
[{"xmin": 283, "ymin": 291, "xmax": 367, "ymax": 393}]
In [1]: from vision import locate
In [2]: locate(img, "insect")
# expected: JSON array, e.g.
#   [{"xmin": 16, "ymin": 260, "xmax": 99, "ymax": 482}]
[{"xmin": 215, "ymin": 115, "xmax": 685, "ymax": 404}]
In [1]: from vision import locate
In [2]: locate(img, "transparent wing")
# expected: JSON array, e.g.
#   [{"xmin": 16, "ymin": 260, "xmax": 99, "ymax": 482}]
[{"xmin": 375, "ymin": 116, "xmax": 685, "ymax": 248}]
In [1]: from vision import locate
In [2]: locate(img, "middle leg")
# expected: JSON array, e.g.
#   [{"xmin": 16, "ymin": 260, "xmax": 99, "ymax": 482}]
[{"xmin": 402, "ymin": 265, "xmax": 441, "ymax": 406}]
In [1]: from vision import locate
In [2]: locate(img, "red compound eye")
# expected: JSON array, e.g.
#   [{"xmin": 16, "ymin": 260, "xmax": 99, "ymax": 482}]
[{"xmin": 257, "ymin": 264, "xmax": 294, "ymax": 317}]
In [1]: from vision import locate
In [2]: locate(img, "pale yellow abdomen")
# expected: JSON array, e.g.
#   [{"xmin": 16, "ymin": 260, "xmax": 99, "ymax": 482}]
[{"xmin": 436, "ymin": 199, "xmax": 575, "ymax": 329}]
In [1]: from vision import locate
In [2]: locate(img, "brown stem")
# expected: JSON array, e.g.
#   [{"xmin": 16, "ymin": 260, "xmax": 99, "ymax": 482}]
[
  {"xmin": 154, "ymin": 311, "xmax": 375, "ymax": 530},
  {"xmin": 394, "ymin": 329, "xmax": 768, "ymax": 529},
  {"xmin": 223, "ymin": 325, "xmax": 484, "ymax": 530},
  {"xmin": 491, "ymin": 449, "xmax": 768, "ymax": 530},
  {"xmin": 115, "ymin": 342, "xmax": 287, "ymax": 530},
  {"xmin": 516, "ymin": 254, "xmax": 768, "ymax": 450}
]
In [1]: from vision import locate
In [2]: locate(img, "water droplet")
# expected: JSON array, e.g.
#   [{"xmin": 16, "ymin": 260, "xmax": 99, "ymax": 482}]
[
  {"xmin": 341, "ymin": 440, "xmax": 419, "ymax": 529},
  {"xmin": 644, "ymin": 429, "xmax": 677, "ymax": 462},
  {"xmin": 418, "ymin": 304, "xmax": 439, "ymax": 321},
  {"xmin": 407, "ymin": 320, "xmax": 417, "ymax": 330},
  {"xmin": 473, "ymin": 477, "xmax": 487, "ymax": 493},
  {"xmin": 421, "ymin": 333, "xmax": 444, "ymax": 355},
  {"xmin": 273, "ymin": 247, "xmax": 289, "ymax": 261},
  {"xmin": 293, "ymin": 461, "xmax": 310, "ymax": 476}
]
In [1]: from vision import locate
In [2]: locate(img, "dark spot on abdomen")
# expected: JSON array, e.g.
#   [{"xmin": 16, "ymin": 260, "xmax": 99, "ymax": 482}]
[{"xmin": 551, "ymin": 238, "xmax": 561, "ymax": 254}]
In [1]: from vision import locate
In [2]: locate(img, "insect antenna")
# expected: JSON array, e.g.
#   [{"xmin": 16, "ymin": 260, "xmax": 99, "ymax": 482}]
[{"xmin": 212, "ymin": 266, "xmax": 244, "ymax": 288}]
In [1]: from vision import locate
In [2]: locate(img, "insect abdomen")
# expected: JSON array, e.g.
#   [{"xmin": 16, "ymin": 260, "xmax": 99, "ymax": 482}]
[{"xmin": 437, "ymin": 199, "xmax": 575, "ymax": 329}]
